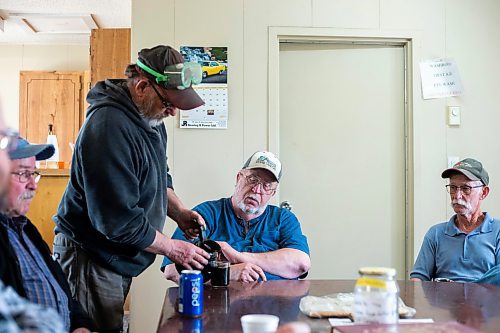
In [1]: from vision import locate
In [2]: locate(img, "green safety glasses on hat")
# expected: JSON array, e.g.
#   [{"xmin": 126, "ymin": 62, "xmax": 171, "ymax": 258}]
[{"xmin": 136, "ymin": 59, "xmax": 202, "ymax": 90}]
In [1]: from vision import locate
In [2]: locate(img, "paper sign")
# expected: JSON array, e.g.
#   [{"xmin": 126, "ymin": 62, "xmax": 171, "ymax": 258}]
[{"xmin": 420, "ymin": 58, "xmax": 463, "ymax": 99}]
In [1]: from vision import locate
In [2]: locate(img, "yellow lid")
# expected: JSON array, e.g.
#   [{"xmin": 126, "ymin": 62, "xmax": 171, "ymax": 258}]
[{"xmin": 358, "ymin": 267, "xmax": 396, "ymax": 277}]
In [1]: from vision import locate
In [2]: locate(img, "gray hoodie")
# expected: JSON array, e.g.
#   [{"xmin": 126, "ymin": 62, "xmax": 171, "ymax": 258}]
[{"xmin": 54, "ymin": 79, "xmax": 172, "ymax": 277}]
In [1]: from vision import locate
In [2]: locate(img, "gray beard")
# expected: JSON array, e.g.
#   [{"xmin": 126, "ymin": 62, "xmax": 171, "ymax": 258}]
[
  {"xmin": 238, "ymin": 200, "xmax": 265, "ymax": 215},
  {"xmin": 451, "ymin": 199, "xmax": 472, "ymax": 211},
  {"xmin": 137, "ymin": 93, "xmax": 165, "ymax": 127},
  {"xmin": 144, "ymin": 117, "xmax": 164, "ymax": 127}
]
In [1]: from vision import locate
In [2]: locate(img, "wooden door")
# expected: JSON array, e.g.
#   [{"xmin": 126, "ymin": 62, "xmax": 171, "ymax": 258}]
[
  {"xmin": 90, "ymin": 28, "xmax": 131, "ymax": 86},
  {"xmin": 19, "ymin": 71, "xmax": 83, "ymax": 165},
  {"xmin": 82, "ymin": 70, "xmax": 91, "ymax": 124}
]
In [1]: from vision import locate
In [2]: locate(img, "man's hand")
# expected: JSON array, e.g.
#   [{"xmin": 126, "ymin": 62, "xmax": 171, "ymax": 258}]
[
  {"xmin": 165, "ymin": 239, "xmax": 209, "ymax": 270},
  {"xmin": 167, "ymin": 188, "xmax": 206, "ymax": 239},
  {"xmin": 277, "ymin": 322, "xmax": 311, "ymax": 333},
  {"xmin": 216, "ymin": 241, "xmax": 242, "ymax": 263},
  {"xmin": 231, "ymin": 263, "xmax": 267, "ymax": 282},
  {"xmin": 162, "ymin": 264, "xmax": 180, "ymax": 284},
  {"xmin": 146, "ymin": 231, "xmax": 209, "ymax": 270},
  {"xmin": 176, "ymin": 209, "xmax": 206, "ymax": 239},
  {"xmin": 71, "ymin": 328, "xmax": 91, "ymax": 333}
]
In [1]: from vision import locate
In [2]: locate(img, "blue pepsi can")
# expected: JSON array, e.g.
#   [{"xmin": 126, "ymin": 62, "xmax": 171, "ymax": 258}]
[
  {"xmin": 180, "ymin": 318, "xmax": 202, "ymax": 333},
  {"xmin": 179, "ymin": 270, "xmax": 203, "ymax": 317}
]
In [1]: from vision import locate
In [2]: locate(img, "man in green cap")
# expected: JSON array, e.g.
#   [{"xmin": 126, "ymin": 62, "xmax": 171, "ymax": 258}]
[{"xmin": 410, "ymin": 158, "xmax": 500, "ymax": 282}]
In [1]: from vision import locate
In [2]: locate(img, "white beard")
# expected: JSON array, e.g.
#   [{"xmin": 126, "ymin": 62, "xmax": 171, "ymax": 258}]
[
  {"xmin": 238, "ymin": 200, "xmax": 265, "ymax": 215},
  {"xmin": 146, "ymin": 118, "xmax": 164, "ymax": 127},
  {"xmin": 451, "ymin": 199, "xmax": 472, "ymax": 211}
]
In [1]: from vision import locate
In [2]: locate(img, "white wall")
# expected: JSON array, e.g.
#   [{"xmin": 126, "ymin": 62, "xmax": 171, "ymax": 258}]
[
  {"xmin": 129, "ymin": 0, "xmax": 500, "ymax": 332},
  {"xmin": 0, "ymin": 44, "xmax": 89, "ymax": 129}
]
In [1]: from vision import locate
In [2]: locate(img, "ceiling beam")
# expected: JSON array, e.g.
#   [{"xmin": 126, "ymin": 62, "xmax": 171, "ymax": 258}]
[{"xmin": 9, "ymin": 13, "xmax": 99, "ymax": 34}]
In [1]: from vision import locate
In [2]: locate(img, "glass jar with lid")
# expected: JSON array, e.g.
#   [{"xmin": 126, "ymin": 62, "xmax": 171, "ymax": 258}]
[{"xmin": 352, "ymin": 267, "xmax": 399, "ymax": 324}]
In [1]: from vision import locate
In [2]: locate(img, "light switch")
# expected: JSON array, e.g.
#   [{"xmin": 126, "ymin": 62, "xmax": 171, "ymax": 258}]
[{"xmin": 448, "ymin": 106, "xmax": 461, "ymax": 126}]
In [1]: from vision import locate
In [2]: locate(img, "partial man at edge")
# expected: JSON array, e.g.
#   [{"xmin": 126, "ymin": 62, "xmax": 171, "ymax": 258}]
[
  {"xmin": 0, "ymin": 137, "xmax": 95, "ymax": 332},
  {"xmin": 411, "ymin": 158, "xmax": 500, "ymax": 282},
  {"xmin": 161, "ymin": 151, "xmax": 310, "ymax": 283},
  {"xmin": 0, "ymin": 111, "xmax": 67, "ymax": 333}
]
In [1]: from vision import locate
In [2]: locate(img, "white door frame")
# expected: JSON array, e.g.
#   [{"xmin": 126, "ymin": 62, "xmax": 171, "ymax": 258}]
[{"xmin": 267, "ymin": 27, "xmax": 417, "ymax": 278}]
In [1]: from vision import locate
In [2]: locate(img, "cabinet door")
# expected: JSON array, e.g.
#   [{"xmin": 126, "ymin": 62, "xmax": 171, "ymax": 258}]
[
  {"xmin": 19, "ymin": 71, "xmax": 83, "ymax": 165},
  {"xmin": 90, "ymin": 28, "xmax": 131, "ymax": 86},
  {"xmin": 26, "ymin": 171, "xmax": 69, "ymax": 246}
]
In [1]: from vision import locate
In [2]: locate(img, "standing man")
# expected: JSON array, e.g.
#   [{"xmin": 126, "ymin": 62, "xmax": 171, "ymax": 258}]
[
  {"xmin": 0, "ymin": 137, "xmax": 94, "ymax": 332},
  {"xmin": 53, "ymin": 45, "xmax": 210, "ymax": 332},
  {"xmin": 411, "ymin": 158, "xmax": 500, "ymax": 282},
  {"xmin": 162, "ymin": 151, "xmax": 310, "ymax": 282}
]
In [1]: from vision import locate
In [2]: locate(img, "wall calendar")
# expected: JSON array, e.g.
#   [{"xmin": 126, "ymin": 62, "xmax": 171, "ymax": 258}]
[{"xmin": 179, "ymin": 85, "xmax": 228, "ymax": 129}]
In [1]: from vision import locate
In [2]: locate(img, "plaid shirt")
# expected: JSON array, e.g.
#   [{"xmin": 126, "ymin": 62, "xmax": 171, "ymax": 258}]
[
  {"xmin": 0, "ymin": 280, "xmax": 65, "ymax": 333},
  {"xmin": 2, "ymin": 217, "xmax": 70, "ymax": 331}
]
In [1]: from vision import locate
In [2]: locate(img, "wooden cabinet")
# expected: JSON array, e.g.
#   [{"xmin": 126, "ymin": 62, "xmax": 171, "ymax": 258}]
[
  {"xmin": 90, "ymin": 28, "xmax": 131, "ymax": 86},
  {"xmin": 19, "ymin": 71, "xmax": 85, "ymax": 164},
  {"xmin": 26, "ymin": 169, "xmax": 69, "ymax": 246}
]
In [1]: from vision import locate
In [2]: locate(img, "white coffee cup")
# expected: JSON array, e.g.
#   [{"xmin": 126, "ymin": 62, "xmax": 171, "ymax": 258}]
[{"xmin": 241, "ymin": 314, "xmax": 279, "ymax": 333}]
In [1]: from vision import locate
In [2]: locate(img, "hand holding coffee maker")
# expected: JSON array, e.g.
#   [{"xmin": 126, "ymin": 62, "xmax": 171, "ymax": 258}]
[{"xmin": 176, "ymin": 227, "xmax": 230, "ymax": 287}]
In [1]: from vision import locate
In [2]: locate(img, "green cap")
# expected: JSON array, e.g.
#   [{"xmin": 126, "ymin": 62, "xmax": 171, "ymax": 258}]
[{"xmin": 441, "ymin": 158, "xmax": 489, "ymax": 185}]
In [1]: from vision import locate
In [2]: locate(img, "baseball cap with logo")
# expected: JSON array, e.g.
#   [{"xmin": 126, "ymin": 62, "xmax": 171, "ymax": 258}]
[
  {"xmin": 441, "ymin": 158, "xmax": 489, "ymax": 185},
  {"xmin": 242, "ymin": 151, "xmax": 282, "ymax": 182},
  {"xmin": 9, "ymin": 137, "xmax": 54, "ymax": 161}
]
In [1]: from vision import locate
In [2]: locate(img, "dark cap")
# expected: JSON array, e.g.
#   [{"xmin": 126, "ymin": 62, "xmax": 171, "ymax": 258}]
[
  {"xmin": 441, "ymin": 158, "xmax": 489, "ymax": 185},
  {"xmin": 9, "ymin": 137, "xmax": 55, "ymax": 161},
  {"xmin": 137, "ymin": 45, "xmax": 204, "ymax": 110}
]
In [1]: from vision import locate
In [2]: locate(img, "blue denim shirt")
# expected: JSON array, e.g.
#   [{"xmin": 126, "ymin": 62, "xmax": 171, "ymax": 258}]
[{"xmin": 162, "ymin": 197, "xmax": 310, "ymax": 280}]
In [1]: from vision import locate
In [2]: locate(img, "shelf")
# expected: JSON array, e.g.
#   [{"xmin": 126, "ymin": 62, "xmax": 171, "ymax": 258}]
[{"xmin": 38, "ymin": 168, "xmax": 70, "ymax": 177}]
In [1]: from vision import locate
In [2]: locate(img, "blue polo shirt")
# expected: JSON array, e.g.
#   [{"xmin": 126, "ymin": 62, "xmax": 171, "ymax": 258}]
[
  {"xmin": 410, "ymin": 212, "xmax": 500, "ymax": 282},
  {"xmin": 161, "ymin": 198, "xmax": 310, "ymax": 280},
  {"xmin": 476, "ymin": 264, "xmax": 500, "ymax": 285}
]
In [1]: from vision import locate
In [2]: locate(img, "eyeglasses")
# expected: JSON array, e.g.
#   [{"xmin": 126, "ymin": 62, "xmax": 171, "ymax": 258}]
[
  {"xmin": 0, "ymin": 128, "xmax": 19, "ymax": 151},
  {"xmin": 11, "ymin": 170, "xmax": 41, "ymax": 183},
  {"xmin": 149, "ymin": 81, "xmax": 174, "ymax": 109},
  {"xmin": 445, "ymin": 184, "xmax": 484, "ymax": 195},
  {"xmin": 243, "ymin": 174, "xmax": 277, "ymax": 195}
]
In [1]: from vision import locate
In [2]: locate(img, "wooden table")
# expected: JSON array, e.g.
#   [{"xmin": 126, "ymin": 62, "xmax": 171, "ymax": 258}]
[{"xmin": 157, "ymin": 280, "xmax": 500, "ymax": 332}]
